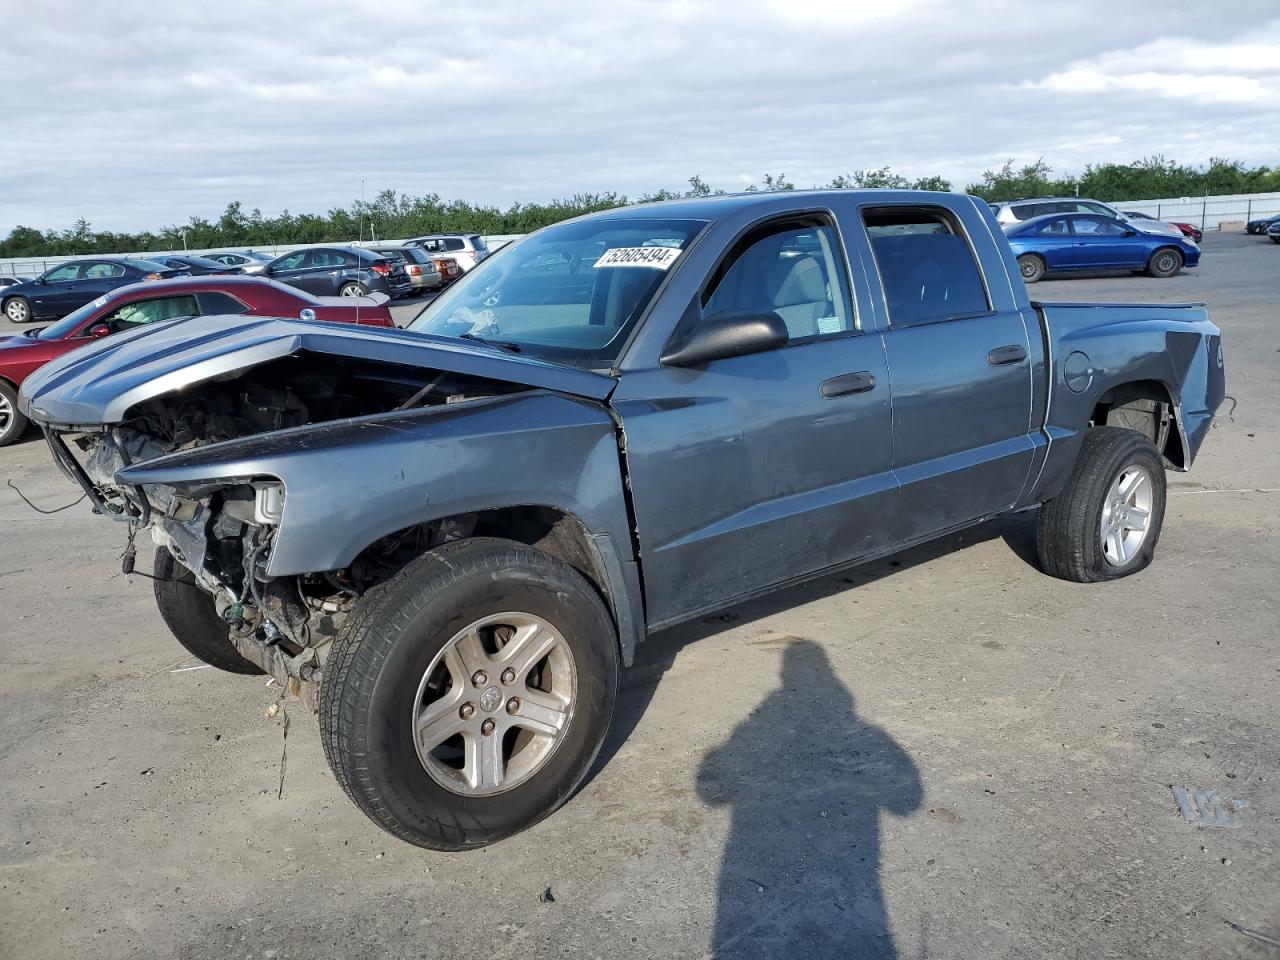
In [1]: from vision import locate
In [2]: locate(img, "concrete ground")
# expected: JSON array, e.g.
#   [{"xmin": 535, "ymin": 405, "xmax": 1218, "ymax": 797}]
[{"xmin": 1, "ymin": 232, "xmax": 1277, "ymax": 960}]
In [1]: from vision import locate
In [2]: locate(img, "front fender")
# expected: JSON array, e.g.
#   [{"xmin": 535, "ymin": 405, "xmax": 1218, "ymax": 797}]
[{"xmin": 116, "ymin": 391, "xmax": 634, "ymax": 577}]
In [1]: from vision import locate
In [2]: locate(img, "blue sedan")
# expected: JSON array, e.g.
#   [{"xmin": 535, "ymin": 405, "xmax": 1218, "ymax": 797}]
[{"xmin": 1005, "ymin": 213, "xmax": 1200, "ymax": 283}]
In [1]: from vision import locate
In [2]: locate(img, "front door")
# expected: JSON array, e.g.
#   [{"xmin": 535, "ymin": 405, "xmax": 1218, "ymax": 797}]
[{"xmin": 614, "ymin": 217, "xmax": 898, "ymax": 627}]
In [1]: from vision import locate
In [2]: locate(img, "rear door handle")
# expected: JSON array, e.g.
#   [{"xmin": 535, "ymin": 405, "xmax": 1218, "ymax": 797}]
[
  {"xmin": 820, "ymin": 371, "xmax": 877, "ymax": 398},
  {"xmin": 987, "ymin": 344, "xmax": 1028, "ymax": 366}
]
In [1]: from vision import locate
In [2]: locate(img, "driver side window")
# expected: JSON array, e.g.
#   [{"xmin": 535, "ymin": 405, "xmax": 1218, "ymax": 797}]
[
  {"xmin": 44, "ymin": 264, "xmax": 82, "ymax": 282},
  {"xmin": 703, "ymin": 222, "xmax": 854, "ymax": 341},
  {"xmin": 97, "ymin": 295, "xmax": 200, "ymax": 334}
]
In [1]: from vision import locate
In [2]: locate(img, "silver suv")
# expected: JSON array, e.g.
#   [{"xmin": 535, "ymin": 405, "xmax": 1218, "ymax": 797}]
[
  {"xmin": 404, "ymin": 233, "xmax": 491, "ymax": 272},
  {"xmin": 991, "ymin": 198, "xmax": 1183, "ymax": 238}
]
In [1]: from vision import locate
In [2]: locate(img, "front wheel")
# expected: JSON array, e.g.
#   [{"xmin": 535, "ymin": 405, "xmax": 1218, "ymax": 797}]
[
  {"xmin": 319, "ymin": 537, "xmax": 619, "ymax": 850},
  {"xmin": 3, "ymin": 296, "xmax": 31, "ymax": 323},
  {"xmin": 1147, "ymin": 247, "xmax": 1183, "ymax": 278},
  {"xmin": 1271, "ymin": 236, "xmax": 1280, "ymax": 245},
  {"xmin": 1035, "ymin": 427, "xmax": 1167, "ymax": 582},
  {"xmin": 1017, "ymin": 254, "xmax": 1045, "ymax": 283},
  {"xmin": 338, "ymin": 282, "xmax": 367, "ymax": 297},
  {"xmin": 153, "ymin": 548, "xmax": 264, "ymax": 673},
  {"xmin": 0, "ymin": 380, "xmax": 28, "ymax": 447}
]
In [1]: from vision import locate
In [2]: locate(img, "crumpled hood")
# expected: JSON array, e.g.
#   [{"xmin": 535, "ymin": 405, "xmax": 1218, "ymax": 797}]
[{"xmin": 18, "ymin": 313, "xmax": 616, "ymax": 425}]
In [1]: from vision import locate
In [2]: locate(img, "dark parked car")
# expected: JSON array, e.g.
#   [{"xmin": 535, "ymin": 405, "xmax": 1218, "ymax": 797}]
[
  {"xmin": 260, "ymin": 246, "xmax": 411, "ymax": 299},
  {"xmin": 1245, "ymin": 214, "xmax": 1280, "ymax": 235},
  {"xmin": 20, "ymin": 190, "xmax": 1224, "ymax": 851},
  {"xmin": 1122, "ymin": 211, "xmax": 1202, "ymax": 243},
  {"xmin": 204, "ymin": 251, "xmax": 274, "ymax": 273},
  {"xmin": 1, "ymin": 258, "xmax": 185, "ymax": 323},
  {"xmin": 1005, "ymin": 212, "xmax": 1201, "ymax": 281},
  {"xmin": 0, "ymin": 276, "xmax": 395, "ymax": 445},
  {"xmin": 369, "ymin": 246, "xmax": 443, "ymax": 294},
  {"xmin": 146, "ymin": 254, "xmax": 241, "ymax": 276},
  {"xmin": 1268, "ymin": 221, "xmax": 1280, "ymax": 244}
]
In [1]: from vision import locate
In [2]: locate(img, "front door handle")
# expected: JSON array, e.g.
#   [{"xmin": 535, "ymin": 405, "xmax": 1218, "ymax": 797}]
[
  {"xmin": 820, "ymin": 371, "xmax": 877, "ymax": 398},
  {"xmin": 987, "ymin": 344, "xmax": 1028, "ymax": 366}
]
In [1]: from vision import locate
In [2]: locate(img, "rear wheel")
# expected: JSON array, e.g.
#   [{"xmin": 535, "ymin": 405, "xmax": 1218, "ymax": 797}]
[
  {"xmin": 3, "ymin": 296, "xmax": 31, "ymax": 323},
  {"xmin": 320, "ymin": 537, "xmax": 619, "ymax": 850},
  {"xmin": 153, "ymin": 548, "xmax": 263, "ymax": 674},
  {"xmin": 1036, "ymin": 427, "xmax": 1167, "ymax": 583},
  {"xmin": 339, "ymin": 282, "xmax": 367, "ymax": 297},
  {"xmin": 1147, "ymin": 247, "xmax": 1183, "ymax": 278},
  {"xmin": 1017, "ymin": 254, "xmax": 1045, "ymax": 283},
  {"xmin": 0, "ymin": 380, "xmax": 28, "ymax": 447}
]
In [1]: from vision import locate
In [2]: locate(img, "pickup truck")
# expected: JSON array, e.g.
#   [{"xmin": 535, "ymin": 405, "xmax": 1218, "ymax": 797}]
[{"xmin": 18, "ymin": 190, "xmax": 1225, "ymax": 850}]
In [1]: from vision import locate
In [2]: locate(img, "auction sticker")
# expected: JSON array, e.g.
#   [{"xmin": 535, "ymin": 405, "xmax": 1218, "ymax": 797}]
[{"xmin": 594, "ymin": 246, "xmax": 681, "ymax": 269}]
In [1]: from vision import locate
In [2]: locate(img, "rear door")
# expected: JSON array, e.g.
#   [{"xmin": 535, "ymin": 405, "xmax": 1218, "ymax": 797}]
[
  {"xmin": 1025, "ymin": 216, "xmax": 1074, "ymax": 270},
  {"xmin": 77, "ymin": 262, "xmax": 129, "ymax": 302},
  {"xmin": 614, "ymin": 215, "xmax": 897, "ymax": 626},
  {"xmin": 858, "ymin": 203, "xmax": 1036, "ymax": 541}
]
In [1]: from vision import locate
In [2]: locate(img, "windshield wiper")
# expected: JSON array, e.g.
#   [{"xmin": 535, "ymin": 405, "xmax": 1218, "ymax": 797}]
[{"xmin": 458, "ymin": 331, "xmax": 521, "ymax": 353}]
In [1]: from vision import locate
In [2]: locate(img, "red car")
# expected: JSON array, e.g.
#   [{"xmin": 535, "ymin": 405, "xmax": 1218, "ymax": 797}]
[{"xmin": 0, "ymin": 276, "xmax": 395, "ymax": 446}]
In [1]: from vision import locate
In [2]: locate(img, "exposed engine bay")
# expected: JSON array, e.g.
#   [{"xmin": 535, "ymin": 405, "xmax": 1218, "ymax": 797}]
[{"xmin": 50, "ymin": 354, "xmax": 527, "ymax": 705}]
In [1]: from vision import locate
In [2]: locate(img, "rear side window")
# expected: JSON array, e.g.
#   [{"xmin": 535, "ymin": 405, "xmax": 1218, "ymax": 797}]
[
  {"xmin": 443, "ymin": 238, "xmax": 465, "ymax": 251},
  {"xmin": 702, "ymin": 219, "xmax": 854, "ymax": 341},
  {"xmin": 1037, "ymin": 217, "xmax": 1070, "ymax": 236},
  {"xmin": 1010, "ymin": 203, "xmax": 1039, "ymax": 221},
  {"xmin": 196, "ymin": 291, "xmax": 249, "ymax": 315},
  {"xmin": 862, "ymin": 206, "xmax": 990, "ymax": 329},
  {"xmin": 84, "ymin": 262, "xmax": 125, "ymax": 279}
]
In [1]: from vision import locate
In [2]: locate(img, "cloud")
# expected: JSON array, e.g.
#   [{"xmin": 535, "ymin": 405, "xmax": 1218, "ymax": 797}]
[{"xmin": 0, "ymin": 0, "xmax": 1277, "ymax": 234}]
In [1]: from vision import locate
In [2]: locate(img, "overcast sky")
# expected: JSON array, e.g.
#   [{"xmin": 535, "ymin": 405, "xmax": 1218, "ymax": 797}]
[{"xmin": 1, "ymin": 0, "xmax": 1277, "ymax": 235}]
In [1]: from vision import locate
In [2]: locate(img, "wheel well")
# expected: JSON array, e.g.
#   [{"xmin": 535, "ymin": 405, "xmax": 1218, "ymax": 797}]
[
  {"xmin": 471, "ymin": 505, "xmax": 610, "ymax": 599},
  {"xmin": 352, "ymin": 505, "xmax": 616, "ymax": 622},
  {"xmin": 1089, "ymin": 380, "xmax": 1185, "ymax": 469}
]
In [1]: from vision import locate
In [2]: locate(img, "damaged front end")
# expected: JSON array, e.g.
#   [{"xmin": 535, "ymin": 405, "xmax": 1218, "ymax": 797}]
[
  {"xmin": 46, "ymin": 356, "xmax": 512, "ymax": 707},
  {"xmin": 21, "ymin": 315, "xmax": 619, "ymax": 708}
]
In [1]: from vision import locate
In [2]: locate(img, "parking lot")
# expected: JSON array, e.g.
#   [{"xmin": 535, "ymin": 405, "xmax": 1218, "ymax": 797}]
[{"xmin": 1, "ymin": 230, "xmax": 1277, "ymax": 959}]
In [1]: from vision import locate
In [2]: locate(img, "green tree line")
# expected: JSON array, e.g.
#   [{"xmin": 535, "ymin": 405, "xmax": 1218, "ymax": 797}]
[{"xmin": 4, "ymin": 157, "xmax": 1278, "ymax": 259}]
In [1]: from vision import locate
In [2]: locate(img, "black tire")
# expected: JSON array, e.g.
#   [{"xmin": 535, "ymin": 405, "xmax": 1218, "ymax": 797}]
[
  {"xmin": 0, "ymin": 379, "xmax": 28, "ymax": 447},
  {"xmin": 1036, "ymin": 427, "xmax": 1167, "ymax": 583},
  {"xmin": 1147, "ymin": 247, "xmax": 1183, "ymax": 278},
  {"xmin": 319, "ymin": 537, "xmax": 619, "ymax": 850},
  {"xmin": 338, "ymin": 282, "xmax": 367, "ymax": 297},
  {"xmin": 3, "ymin": 296, "xmax": 32, "ymax": 323},
  {"xmin": 1017, "ymin": 254, "xmax": 1045, "ymax": 283},
  {"xmin": 153, "ymin": 548, "xmax": 264, "ymax": 674},
  {"xmin": 1271, "ymin": 236, "xmax": 1280, "ymax": 245}
]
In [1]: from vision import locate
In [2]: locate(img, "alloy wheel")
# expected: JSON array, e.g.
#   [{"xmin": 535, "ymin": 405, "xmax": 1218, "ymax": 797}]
[{"xmin": 412, "ymin": 612, "xmax": 577, "ymax": 797}]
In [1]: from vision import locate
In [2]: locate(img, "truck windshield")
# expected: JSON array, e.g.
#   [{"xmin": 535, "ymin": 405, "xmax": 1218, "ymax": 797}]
[{"xmin": 408, "ymin": 217, "xmax": 705, "ymax": 367}]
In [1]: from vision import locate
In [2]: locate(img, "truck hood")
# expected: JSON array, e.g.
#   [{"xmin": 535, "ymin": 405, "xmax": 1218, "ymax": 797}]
[{"xmin": 18, "ymin": 313, "xmax": 616, "ymax": 425}]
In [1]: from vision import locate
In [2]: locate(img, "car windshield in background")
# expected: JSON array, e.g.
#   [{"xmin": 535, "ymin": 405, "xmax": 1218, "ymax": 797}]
[
  {"xmin": 408, "ymin": 217, "xmax": 705, "ymax": 367},
  {"xmin": 123, "ymin": 258, "xmax": 173, "ymax": 272}
]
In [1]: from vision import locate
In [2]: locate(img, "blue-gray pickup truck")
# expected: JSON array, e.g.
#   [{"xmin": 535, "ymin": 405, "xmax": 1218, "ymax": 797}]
[{"xmin": 19, "ymin": 190, "xmax": 1225, "ymax": 850}]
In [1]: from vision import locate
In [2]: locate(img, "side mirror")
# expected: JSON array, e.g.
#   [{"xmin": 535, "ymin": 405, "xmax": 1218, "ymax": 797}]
[
  {"xmin": 34, "ymin": 276, "xmax": 47, "ymax": 285},
  {"xmin": 87, "ymin": 324, "xmax": 111, "ymax": 339},
  {"xmin": 1123, "ymin": 227, "xmax": 1138, "ymax": 236},
  {"xmin": 661, "ymin": 308, "xmax": 789, "ymax": 367}
]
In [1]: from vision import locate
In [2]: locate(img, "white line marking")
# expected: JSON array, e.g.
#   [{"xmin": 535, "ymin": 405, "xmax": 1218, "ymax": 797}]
[{"xmin": 170, "ymin": 664, "xmax": 214, "ymax": 673}]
